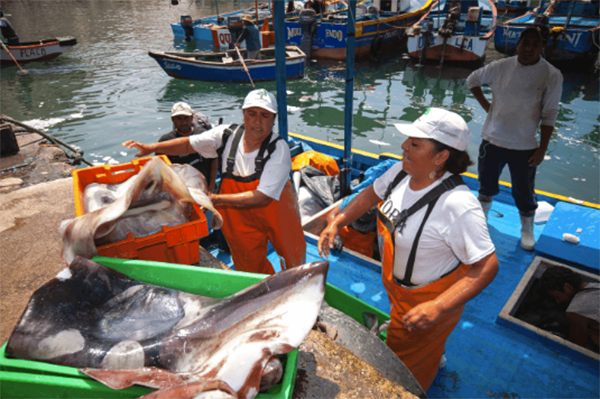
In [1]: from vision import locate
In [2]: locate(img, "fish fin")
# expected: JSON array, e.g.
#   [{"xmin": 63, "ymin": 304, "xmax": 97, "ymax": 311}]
[
  {"xmin": 139, "ymin": 380, "xmax": 237, "ymax": 399},
  {"xmin": 81, "ymin": 367, "xmax": 188, "ymax": 390}
]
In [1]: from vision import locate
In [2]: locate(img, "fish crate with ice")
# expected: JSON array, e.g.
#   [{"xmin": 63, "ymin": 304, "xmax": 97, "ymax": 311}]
[
  {"xmin": 0, "ymin": 257, "xmax": 301, "ymax": 399},
  {"xmin": 71, "ymin": 156, "xmax": 209, "ymax": 265}
]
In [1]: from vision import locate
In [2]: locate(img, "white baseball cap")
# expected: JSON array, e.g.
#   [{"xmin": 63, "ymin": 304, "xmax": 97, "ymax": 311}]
[
  {"xmin": 242, "ymin": 89, "xmax": 277, "ymax": 115},
  {"xmin": 394, "ymin": 108, "xmax": 471, "ymax": 151},
  {"xmin": 171, "ymin": 102, "xmax": 193, "ymax": 117}
]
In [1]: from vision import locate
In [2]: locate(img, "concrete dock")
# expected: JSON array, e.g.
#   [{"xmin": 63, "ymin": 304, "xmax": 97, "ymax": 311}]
[{"xmin": 0, "ymin": 120, "xmax": 77, "ymax": 344}]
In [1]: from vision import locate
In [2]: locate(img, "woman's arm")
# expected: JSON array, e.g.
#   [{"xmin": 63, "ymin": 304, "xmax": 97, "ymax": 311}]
[
  {"xmin": 402, "ymin": 252, "xmax": 499, "ymax": 331},
  {"xmin": 317, "ymin": 185, "xmax": 381, "ymax": 258},
  {"xmin": 122, "ymin": 137, "xmax": 196, "ymax": 158},
  {"xmin": 210, "ymin": 190, "xmax": 272, "ymax": 208},
  {"xmin": 208, "ymin": 159, "xmax": 218, "ymax": 193}
]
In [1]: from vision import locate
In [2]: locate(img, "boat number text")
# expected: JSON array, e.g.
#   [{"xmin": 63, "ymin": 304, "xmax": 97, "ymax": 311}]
[
  {"xmin": 219, "ymin": 33, "xmax": 231, "ymax": 44},
  {"xmin": 505, "ymin": 29, "xmax": 582, "ymax": 47},
  {"xmin": 326, "ymin": 29, "xmax": 344, "ymax": 42},
  {"xmin": 163, "ymin": 62, "xmax": 182, "ymax": 71},
  {"xmin": 20, "ymin": 48, "xmax": 47, "ymax": 58},
  {"xmin": 287, "ymin": 27, "xmax": 302, "ymax": 39}
]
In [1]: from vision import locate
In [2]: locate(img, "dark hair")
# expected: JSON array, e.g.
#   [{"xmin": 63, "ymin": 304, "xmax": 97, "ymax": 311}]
[
  {"xmin": 518, "ymin": 24, "xmax": 550, "ymax": 43},
  {"xmin": 430, "ymin": 140, "xmax": 473, "ymax": 175},
  {"xmin": 540, "ymin": 266, "xmax": 583, "ymax": 292}
]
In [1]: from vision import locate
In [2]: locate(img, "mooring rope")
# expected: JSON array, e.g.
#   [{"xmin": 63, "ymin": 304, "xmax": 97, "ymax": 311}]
[{"xmin": 0, "ymin": 116, "xmax": 93, "ymax": 166}]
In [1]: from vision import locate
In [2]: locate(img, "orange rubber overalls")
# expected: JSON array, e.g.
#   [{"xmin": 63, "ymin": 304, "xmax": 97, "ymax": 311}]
[
  {"xmin": 216, "ymin": 125, "xmax": 306, "ymax": 275},
  {"xmin": 376, "ymin": 171, "xmax": 468, "ymax": 392}
]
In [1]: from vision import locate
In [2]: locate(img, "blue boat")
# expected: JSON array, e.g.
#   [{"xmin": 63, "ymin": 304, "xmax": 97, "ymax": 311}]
[
  {"xmin": 285, "ymin": 0, "xmax": 434, "ymax": 60},
  {"xmin": 171, "ymin": 5, "xmax": 273, "ymax": 42},
  {"xmin": 492, "ymin": 0, "xmax": 534, "ymax": 14},
  {"xmin": 148, "ymin": 46, "xmax": 306, "ymax": 82},
  {"xmin": 494, "ymin": 0, "xmax": 600, "ymax": 65}
]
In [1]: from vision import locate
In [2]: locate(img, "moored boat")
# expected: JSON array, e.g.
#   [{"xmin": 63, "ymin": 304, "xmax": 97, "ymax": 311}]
[
  {"xmin": 494, "ymin": 0, "xmax": 600, "ymax": 66},
  {"xmin": 492, "ymin": 0, "xmax": 534, "ymax": 14},
  {"xmin": 0, "ymin": 37, "xmax": 77, "ymax": 66},
  {"xmin": 148, "ymin": 46, "xmax": 306, "ymax": 82},
  {"xmin": 406, "ymin": 0, "xmax": 497, "ymax": 64},
  {"xmin": 285, "ymin": 0, "xmax": 434, "ymax": 60}
]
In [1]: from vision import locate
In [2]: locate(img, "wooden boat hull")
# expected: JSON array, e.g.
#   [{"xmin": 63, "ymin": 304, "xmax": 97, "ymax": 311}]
[
  {"xmin": 0, "ymin": 37, "xmax": 77, "ymax": 66},
  {"xmin": 407, "ymin": 33, "xmax": 490, "ymax": 61},
  {"xmin": 285, "ymin": 1, "xmax": 433, "ymax": 60},
  {"xmin": 406, "ymin": 0, "xmax": 497, "ymax": 64},
  {"xmin": 148, "ymin": 47, "xmax": 306, "ymax": 82}
]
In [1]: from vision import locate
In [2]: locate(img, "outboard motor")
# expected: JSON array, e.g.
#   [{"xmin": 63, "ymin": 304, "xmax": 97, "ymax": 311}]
[
  {"xmin": 419, "ymin": 17, "xmax": 434, "ymax": 64},
  {"xmin": 439, "ymin": 3, "xmax": 461, "ymax": 38},
  {"xmin": 181, "ymin": 15, "xmax": 194, "ymax": 42},
  {"xmin": 299, "ymin": 8, "xmax": 317, "ymax": 59},
  {"xmin": 227, "ymin": 15, "xmax": 244, "ymax": 49}
]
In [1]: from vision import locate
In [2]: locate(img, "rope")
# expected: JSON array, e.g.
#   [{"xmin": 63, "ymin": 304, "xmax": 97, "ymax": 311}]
[
  {"xmin": 0, "ymin": 156, "xmax": 41, "ymax": 174},
  {"xmin": 0, "ymin": 116, "xmax": 93, "ymax": 166}
]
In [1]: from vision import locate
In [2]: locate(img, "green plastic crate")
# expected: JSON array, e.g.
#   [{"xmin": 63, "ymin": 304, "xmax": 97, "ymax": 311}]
[
  {"xmin": 1, "ymin": 256, "xmax": 391, "ymax": 399},
  {"xmin": 0, "ymin": 256, "xmax": 299, "ymax": 399}
]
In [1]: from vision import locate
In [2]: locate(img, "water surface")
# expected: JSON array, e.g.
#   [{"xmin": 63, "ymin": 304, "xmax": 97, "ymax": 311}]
[{"xmin": 1, "ymin": 0, "xmax": 598, "ymax": 202}]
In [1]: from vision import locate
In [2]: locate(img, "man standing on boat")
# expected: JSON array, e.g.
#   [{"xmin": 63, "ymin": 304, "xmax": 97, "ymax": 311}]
[
  {"xmin": 123, "ymin": 89, "xmax": 306, "ymax": 276},
  {"xmin": 0, "ymin": 9, "xmax": 20, "ymax": 46},
  {"xmin": 467, "ymin": 25, "xmax": 562, "ymax": 251},
  {"xmin": 157, "ymin": 102, "xmax": 217, "ymax": 193},
  {"xmin": 234, "ymin": 15, "xmax": 261, "ymax": 60}
]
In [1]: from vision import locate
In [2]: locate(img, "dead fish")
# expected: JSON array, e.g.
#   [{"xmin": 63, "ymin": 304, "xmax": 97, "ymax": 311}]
[
  {"xmin": 61, "ymin": 158, "xmax": 223, "ymax": 264},
  {"xmin": 369, "ymin": 139, "xmax": 391, "ymax": 146},
  {"xmin": 6, "ymin": 257, "xmax": 329, "ymax": 399}
]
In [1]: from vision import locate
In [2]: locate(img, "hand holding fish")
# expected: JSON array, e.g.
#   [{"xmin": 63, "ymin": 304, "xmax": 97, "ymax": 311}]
[{"xmin": 122, "ymin": 140, "xmax": 154, "ymax": 158}]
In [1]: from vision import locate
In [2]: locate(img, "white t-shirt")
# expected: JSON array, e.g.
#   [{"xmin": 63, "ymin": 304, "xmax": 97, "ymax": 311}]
[
  {"xmin": 189, "ymin": 124, "xmax": 291, "ymax": 201},
  {"xmin": 466, "ymin": 56, "xmax": 563, "ymax": 150},
  {"xmin": 373, "ymin": 162, "xmax": 495, "ymax": 286}
]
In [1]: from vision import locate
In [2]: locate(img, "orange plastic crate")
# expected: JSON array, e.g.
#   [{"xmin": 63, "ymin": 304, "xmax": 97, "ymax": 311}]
[{"xmin": 71, "ymin": 156, "xmax": 208, "ymax": 265}]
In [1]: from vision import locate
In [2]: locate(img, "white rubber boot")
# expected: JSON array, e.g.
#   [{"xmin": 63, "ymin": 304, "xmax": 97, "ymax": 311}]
[
  {"xmin": 520, "ymin": 215, "xmax": 535, "ymax": 251},
  {"xmin": 480, "ymin": 201, "xmax": 492, "ymax": 221}
]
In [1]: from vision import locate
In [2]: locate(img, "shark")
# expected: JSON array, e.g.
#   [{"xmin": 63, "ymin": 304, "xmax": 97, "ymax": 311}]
[{"xmin": 6, "ymin": 257, "xmax": 329, "ymax": 399}]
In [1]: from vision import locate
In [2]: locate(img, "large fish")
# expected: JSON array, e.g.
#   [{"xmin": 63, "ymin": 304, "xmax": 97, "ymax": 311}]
[
  {"xmin": 60, "ymin": 158, "xmax": 222, "ymax": 264},
  {"xmin": 6, "ymin": 257, "xmax": 329, "ymax": 399}
]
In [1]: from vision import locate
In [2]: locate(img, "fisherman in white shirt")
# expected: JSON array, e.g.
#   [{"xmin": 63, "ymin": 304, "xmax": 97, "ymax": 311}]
[{"xmin": 467, "ymin": 24, "xmax": 563, "ymax": 251}]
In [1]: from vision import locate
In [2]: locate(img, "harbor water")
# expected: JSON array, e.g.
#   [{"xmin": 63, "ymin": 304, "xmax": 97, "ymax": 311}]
[{"xmin": 1, "ymin": 0, "xmax": 598, "ymax": 203}]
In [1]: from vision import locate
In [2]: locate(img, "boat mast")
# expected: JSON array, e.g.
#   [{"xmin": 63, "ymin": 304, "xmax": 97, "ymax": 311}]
[
  {"xmin": 274, "ymin": 0, "xmax": 289, "ymax": 141},
  {"xmin": 256, "ymin": 0, "xmax": 259, "ymax": 25},
  {"xmin": 341, "ymin": 0, "xmax": 357, "ymax": 198}
]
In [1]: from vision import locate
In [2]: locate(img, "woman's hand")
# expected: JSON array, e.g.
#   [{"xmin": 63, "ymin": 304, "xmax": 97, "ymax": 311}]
[
  {"xmin": 317, "ymin": 222, "xmax": 339, "ymax": 259},
  {"xmin": 122, "ymin": 140, "xmax": 153, "ymax": 158},
  {"xmin": 402, "ymin": 300, "xmax": 444, "ymax": 331}
]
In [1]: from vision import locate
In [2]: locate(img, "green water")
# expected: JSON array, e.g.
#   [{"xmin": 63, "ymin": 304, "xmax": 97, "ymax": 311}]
[{"xmin": 1, "ymin": 0, "xmax": 598, "ymax": 203}]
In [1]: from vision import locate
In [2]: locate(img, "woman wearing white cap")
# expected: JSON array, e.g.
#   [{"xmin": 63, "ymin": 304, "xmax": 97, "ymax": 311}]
[
  {"xmin": 123, "ymin": 89, "xmax": 306, "ymax": 275},
  {"xmin": 318, "ymin": 108, "xmax": 499, "ymax": 391}
]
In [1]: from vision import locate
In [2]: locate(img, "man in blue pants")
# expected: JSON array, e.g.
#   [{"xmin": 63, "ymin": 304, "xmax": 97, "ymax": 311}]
[{"xmin": 467, "ymin": 25, "xmax": 562, "ymax": 251}]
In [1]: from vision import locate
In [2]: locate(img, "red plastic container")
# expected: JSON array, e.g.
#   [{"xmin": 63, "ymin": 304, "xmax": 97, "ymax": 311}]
[{"xmin": 71, "ymin": 156, "xmax": 208, "ymax": 265}]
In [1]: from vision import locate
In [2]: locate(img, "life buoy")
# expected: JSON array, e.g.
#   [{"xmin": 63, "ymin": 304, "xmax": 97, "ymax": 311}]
[{"xmin": 371, "ymin": 36, "xmax": 383, "ymax": 56}]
